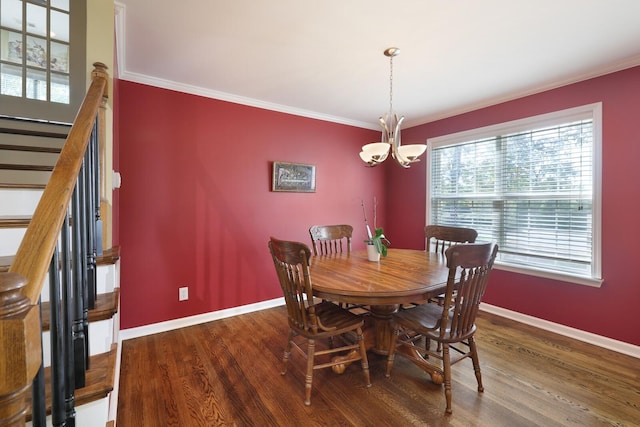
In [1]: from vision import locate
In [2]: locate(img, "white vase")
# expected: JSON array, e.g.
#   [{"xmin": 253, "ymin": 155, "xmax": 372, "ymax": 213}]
[{"xmin": 366, "ymin": 244, "xmax": 380, "ymax": 262}]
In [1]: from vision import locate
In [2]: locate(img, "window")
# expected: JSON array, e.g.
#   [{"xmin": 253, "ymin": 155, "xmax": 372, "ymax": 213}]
[
  {"xmin": 0, "ymin": 0, "xmax": 85, "ymax": 122},
  {"xmin": 427, "ymin": 103, "xmax": 602, "ymax": 287}
]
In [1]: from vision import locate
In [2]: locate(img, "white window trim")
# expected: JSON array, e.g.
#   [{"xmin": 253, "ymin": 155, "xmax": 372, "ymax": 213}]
[{"xmin": 426, "ymin": 103, "xmax": 603, "ymax": 287}]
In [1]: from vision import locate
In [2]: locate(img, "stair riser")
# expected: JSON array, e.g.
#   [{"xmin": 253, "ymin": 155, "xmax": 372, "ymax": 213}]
[
  {"xmin": 41, "ymin": 318, "xmax": 115, "ymax": 368},
  {"xmin": 4, "ymin": 262, "xmax": 117, "ymax": 303},
  {"xmin": 0, "ymin": 188, "xmax": 43, "ymax": 215},
  {"xmin": 0, "ymin": 126, "xmax": 67, "ymax": 148},
  {"xmin": 26, "ymin": 396, "xmax": 111, "ymax": 427},
  {"xmin": 0, "ymin": 227, "xmax": 25, "ymax": 256},
  {"xmin": 0, "ymin": 149, "xmax": 59, "ymax": 167},
  {"xmin": 0, "ymin": 169, "xmax": 51, "ymax": 186}
]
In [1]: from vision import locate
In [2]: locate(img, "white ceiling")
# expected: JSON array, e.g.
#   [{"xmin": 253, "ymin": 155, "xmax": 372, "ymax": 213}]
[{"xmin": 114, "ymin": 0, "xmax": 640, "ymax": 130}]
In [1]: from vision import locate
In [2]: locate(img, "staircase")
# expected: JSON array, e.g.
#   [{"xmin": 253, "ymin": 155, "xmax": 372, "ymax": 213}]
[
  {"xmin": 0, "ymin": 63, "xmax": 119, "ymax": 427},
  {"xmin": 0, "ymin": 247, "xmax": 120, "ymax": 426}
]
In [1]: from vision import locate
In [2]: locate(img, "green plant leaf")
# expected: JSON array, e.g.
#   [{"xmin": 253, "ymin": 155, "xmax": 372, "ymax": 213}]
[{"xmin": 366, "ymin": 227, "xmax": 390, "ymax": 257}]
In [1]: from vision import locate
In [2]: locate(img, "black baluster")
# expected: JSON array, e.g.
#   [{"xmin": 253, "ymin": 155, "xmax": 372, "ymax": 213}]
[
  {"xmin": 49, "ymin": 247, "xmax": 66, "ymax": 427},
  {"xmin": 92, "ymin": 120, "xmax": 103, "ymax": 256},
  {"xmin": 71, "ymin": 185, "xmax": 87, "ymax": 388},
  {"xmin": 78, "ymin": 157, "xmax": 91, "ymax": 369},
  {"xmin": 31, "ymin": 299, "xmax": 46, "ymax": 427},
  {"xmin": 84, "ymin": 146, "xmax": 97, "ymax": 311},
  {"xmin": 61, "ymin": 215, "xmax": 76, "ymax": 425}
]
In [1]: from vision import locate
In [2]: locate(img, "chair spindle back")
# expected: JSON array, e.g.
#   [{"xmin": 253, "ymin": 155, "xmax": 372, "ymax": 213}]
[
  {"xmin": 269, "ymin": 237, "xmax": 317, "ymax": 332},
  {"xmin": 440, "ymin": 243, "xmax": 498, "ymax": 341},
  {"xmin": 309, "ymin": 224, "xmax": 353, "ymax": 256},
  {"xmin": 425, "ymin": 225, "xmax": 478, "ymax": 254}
]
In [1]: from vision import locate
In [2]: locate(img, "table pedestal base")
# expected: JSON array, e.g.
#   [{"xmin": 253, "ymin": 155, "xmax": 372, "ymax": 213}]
[
  {"xmin": 368, "ymin": 304, "xmax": 400, "ymax": 355},
  {"xmin": 394, "ymin": 343, "xmax": 445, "ymax": 385}
]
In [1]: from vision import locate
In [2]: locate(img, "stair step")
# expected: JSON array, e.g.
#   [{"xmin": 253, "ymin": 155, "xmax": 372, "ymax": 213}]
[
  {"xmin": 26, "ymin": 343, "xmax": 117, "ymax": 422},
  {"xmin": 40, "ymin": 289, "xmax": 119, "ymax": 332},
  {"xmin": 0, "ymin": 182, "xmax": 46, "ymax": 189},
  {"xmin": 0, "ymin": 215, "xmax": 31, "ymax": 228},
  {"xmin": 0, "ymin": 256, "xmax": 13, "ymax": 272},
  {"xmin": 0, "ymin": 245, "xmax": 120, "ymax": 273},
  {"xmin": 0, "ymin": 116, "xmax": 71, "ymax": 138},
  {"xmin": 98, "ymin": 246, "xmax": 121, "ymax": 265},
  {"xmin": 0, "ymin": 118, "xmax": 68, "ymax": 188},
  {"xmin": 0, "ymin": 143, "xmax": 62, "ymax": 153},
  {"xmin": 0, "ymin": 163, "xmax": 55, "ymax": 171}
]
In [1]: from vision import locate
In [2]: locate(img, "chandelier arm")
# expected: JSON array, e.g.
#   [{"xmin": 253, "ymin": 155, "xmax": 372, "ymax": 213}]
[
  {"xmin": 391, "ymin": 116, "xmax": 409, "ymax": 167},
  {"xmin": 379, "ymin": 117, "xmax": 390, "ymax": 143}
]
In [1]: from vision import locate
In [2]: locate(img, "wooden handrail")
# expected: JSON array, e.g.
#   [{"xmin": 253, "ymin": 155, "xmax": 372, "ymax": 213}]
[
  {"xmin": 9, "ymin": 63, "xmax": 108, "ymax": 305},
  {"xmin": 0, "ymin": 62, "xmax": 109, "ymax": 427}
]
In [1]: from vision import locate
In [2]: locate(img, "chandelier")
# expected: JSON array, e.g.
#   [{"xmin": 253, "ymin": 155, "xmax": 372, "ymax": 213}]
[{"xmin": 359, "ymin": 47, "xmax": 427, "ymax": 168}]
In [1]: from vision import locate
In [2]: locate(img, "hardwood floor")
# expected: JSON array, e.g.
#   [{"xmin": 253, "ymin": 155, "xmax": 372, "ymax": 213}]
[{"xmin": 117, "ymin": 307, "xmax": 640, "ymax": 426}]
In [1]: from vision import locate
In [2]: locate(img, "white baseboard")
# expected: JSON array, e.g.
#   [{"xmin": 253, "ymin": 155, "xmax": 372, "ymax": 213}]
[
  {"xmin": 119, "ymin": 297, "xmax": 285, "ymax": 341},
  {"xmin": 480, "ymin": 303, "xmax": 640, "ymax": 359}
]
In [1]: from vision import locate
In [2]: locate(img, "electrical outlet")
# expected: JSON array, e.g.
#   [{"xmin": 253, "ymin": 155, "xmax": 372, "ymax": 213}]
[{"xmin": 179, "ymin": 286, "xmax": 189, "ymax": 301}]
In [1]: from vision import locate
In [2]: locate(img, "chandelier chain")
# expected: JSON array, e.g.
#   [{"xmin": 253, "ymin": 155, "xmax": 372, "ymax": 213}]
[{"xmin": 389, "ymin": 54, "xmax": 394, "ymax": 115}]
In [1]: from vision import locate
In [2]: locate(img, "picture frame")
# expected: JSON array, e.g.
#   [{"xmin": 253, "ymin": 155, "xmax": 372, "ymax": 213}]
[{"xmin": 272, "ymin": 161, "xmax": 316, "ymax": 193}]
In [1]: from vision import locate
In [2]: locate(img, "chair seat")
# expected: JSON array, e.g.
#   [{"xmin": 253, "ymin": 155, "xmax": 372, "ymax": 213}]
[
  {"xmin": 300, "ymin": 301, "xmax": 365, "ymax": 338},
  {"xmin": 393, "ymin": 302, "xmax": 442, "ymax": 331},
  {"xmin": 393, "ymin": 303, "xmax": 477, "ymax": 343}
]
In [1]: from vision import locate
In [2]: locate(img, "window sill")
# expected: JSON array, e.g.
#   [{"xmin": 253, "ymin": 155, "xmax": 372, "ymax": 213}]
[{"xmin": 494, "ymin": 262, "xmax": 603, "ymax": 288}]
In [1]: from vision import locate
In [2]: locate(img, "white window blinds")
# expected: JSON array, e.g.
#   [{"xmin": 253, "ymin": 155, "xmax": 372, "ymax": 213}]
[{"xmin": 428, "ymin": 104, "xmax": 602, "ymax": 284}]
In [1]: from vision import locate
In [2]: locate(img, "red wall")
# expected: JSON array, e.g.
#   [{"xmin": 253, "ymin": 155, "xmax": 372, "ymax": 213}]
[
  {"xmin": 118, "ymin": 67, "xmax": 640, "ymax": 346},
  {"xmin": 386, "ymin": 66, "xmax": 640, "ymax": 346},
  {"xmin": 117, "ymin": 82, "xmax": 381, "ymax": 328}
]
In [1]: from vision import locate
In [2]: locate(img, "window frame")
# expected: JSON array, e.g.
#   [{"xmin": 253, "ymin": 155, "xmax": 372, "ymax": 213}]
[
  {"xmin": 426, "ymin": 103, "xmax": 603, "ymax": 287},
  {"xmin": 0, "ymin": 0, "xmax": 86, "ymax": 123}
]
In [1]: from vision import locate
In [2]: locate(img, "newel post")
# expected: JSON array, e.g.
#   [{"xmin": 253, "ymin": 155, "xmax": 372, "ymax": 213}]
[{"xmin": 0, "ymin": 273, "xmax": 42, "ymax": 427}]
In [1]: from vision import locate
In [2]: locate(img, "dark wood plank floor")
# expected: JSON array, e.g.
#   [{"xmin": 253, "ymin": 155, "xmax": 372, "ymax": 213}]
[{"xmin": 117, "ymin": 307, "xmax": 640, "ymax": 426}]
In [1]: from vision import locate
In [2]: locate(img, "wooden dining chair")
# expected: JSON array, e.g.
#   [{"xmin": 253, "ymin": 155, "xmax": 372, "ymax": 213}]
[
  {"xmin": 422, "ymin": 225, "xmax": 479, "ymax": 311},
  {"xmin": 399, "ymin": 225, "xmax": 479, "ymax": 313},
  {"xmin": 309, "ymin": 224, "xmax": 368, "ymax": 313},
  {"xmin": 309, "ymin": 224, "xmax": 353, "ymax": 256},
  {"xmin": 425, "ymin": 225, "xmax": 478, "ymax": 253},
  {"xmin": 268, "ymin": 237, "xmax": 371, "ymax": 406},
  {"xmin": 385, "ymin": 242, "xmax": 498, "ymax": 414}
]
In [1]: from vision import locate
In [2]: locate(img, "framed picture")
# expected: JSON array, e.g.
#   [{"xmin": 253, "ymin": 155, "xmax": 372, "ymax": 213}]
[{"xmin": 272, "ymin": 161, "xmax": 316, "ymax": 192}]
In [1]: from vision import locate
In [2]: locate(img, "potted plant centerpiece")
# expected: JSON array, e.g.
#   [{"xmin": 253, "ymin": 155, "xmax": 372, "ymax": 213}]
[
  {"xmin": 362, "ymin": 198, "xmax": 390, "ymax": 262},
  {"xmin": 365, "ymin": 227, "xmax": 391, "ymax": 260}
]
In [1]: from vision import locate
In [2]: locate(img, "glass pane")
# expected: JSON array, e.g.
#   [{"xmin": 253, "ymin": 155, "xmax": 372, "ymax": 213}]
[
  {"xmin": 1, "ymin": 29, "xmax": 23, "ymax": 63},
  {"xmin": 26, "ymin": 67, "xmax": 46, "ymax": 100},
  {"xmin": 0, "ymin": 0, "xmax": 23, "ymax": 31},
  {"xmin": 51, "ymin": 0, "xmax": 68, "ymax": 12},
  {"xmin": 26, "ymin": 3, "xmax": 47, "ymax": 37},
  {"xmin": 1, "ymin": 62, "xmax": 22, "ymax": 96},
  {"xmin": 25, "ymin": 35, "xmax": 46, "ymax": 68},
  {"xmin": 50, "ymin": 41, "xmax": 68, "ymax": 72},
  {"xmin": 50, "ymin": 71, "xmax": 68, "ymax": 103},
  {"xmin": 51, "ymin": 9, "xmax": 68, "ymax": 42}
]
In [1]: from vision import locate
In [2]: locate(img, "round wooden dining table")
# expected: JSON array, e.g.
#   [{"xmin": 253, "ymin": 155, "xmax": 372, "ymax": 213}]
[{"xmin": 309, "ymin": 248, "xmax": 450, "ymax": 354}]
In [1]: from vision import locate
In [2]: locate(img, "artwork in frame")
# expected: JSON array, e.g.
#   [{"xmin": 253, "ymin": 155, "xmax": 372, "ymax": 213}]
[{"xmin": 272, "ymin": 161, "xmax": 316, "ymax": 193}]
